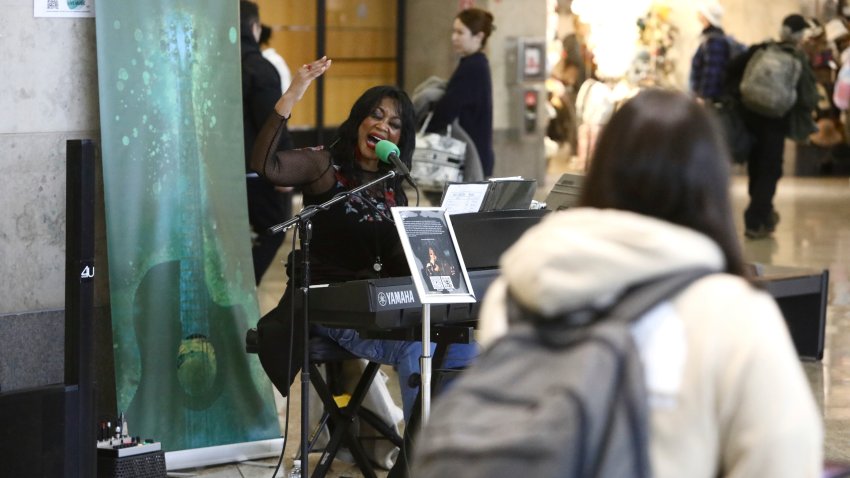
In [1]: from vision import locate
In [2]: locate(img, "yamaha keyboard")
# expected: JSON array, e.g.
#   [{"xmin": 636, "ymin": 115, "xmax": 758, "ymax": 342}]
[
  {"xmin": 306, "ymin": 210, "xmax": 549, "ymax": 330},
  {"xmin": 307, "ymin": 268, "xmax": 501, "ymax": 329}
]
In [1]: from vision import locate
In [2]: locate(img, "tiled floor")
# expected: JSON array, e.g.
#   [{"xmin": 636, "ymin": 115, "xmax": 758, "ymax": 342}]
[
  {"xmin": 742, "ymin": 175, "xmax": 850, "ymax": 465},
  {"xmin": 173, "ymin": 155, "xmax": 850, "ymax": 477}
]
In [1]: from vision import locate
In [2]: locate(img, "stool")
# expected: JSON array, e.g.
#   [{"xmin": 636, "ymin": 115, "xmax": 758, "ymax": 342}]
[
  {"xmin": 307, "ymin": 336, "xmax": 404, "ymax": 478},
  {"xmin": 244, "ymin": 329, "xmax": 403, "ymax": 478}
]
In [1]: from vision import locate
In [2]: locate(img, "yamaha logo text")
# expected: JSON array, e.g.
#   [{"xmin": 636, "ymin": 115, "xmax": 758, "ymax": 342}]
[{"xmin": 377, "ymin": 289, "xmax": 416, "ymax": 307}]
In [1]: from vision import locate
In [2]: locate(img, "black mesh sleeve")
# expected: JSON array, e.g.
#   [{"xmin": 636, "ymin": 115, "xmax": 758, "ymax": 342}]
[{"xmin": 250, "ymin": 112, "xmax": 335, "ymax": 195}]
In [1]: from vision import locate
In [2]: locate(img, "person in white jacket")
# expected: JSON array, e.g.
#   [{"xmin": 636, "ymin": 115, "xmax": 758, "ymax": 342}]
[{"xmin": 478, "ymin": 89, "xmax": 823, "ymax": 478}]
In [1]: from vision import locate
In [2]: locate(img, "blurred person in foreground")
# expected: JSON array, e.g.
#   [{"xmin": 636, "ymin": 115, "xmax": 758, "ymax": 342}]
[{"xmin": 421, "ymin": 89, "xmax": 822, "ymax": 478}]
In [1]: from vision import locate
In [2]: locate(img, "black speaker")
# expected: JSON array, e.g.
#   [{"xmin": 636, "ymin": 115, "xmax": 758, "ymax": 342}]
[
  {"xmin": 0, "ymin": 140, "xmax": 99, "ymax": 477},
  {"xmin": 65, "ymin": 138, "xmax": 98, "ymax": 477},
  {"xmin": 754, "ymin": 265, "xmax": 829, "ymax": 361},
  {"xmin": 0, "ymin": 384, "xmax": 68, "ymax": 476}
]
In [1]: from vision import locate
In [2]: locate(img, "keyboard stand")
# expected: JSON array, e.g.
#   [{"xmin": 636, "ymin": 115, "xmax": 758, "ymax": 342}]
[{"xmin": 358, "ymin": 324, "xmax": 475, "ymax": 344}]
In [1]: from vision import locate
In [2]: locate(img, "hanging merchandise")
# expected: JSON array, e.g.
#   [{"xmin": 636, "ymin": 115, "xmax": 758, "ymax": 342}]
[{"xmin": 634, "ymin": 3, "xmax": 679, "ymax": 87}]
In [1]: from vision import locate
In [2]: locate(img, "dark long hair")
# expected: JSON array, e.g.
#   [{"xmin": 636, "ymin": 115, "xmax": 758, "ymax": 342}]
[
  {"xmin": 329, "ymin": 85, "xmax": 416, "ymax": 206},
  {"xmin": 579, "ymin": 89, "xmax": 747, "ymax": 276}
]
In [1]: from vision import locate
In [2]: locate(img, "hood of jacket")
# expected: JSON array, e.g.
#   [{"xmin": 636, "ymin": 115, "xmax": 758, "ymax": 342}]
[{"xmin": 499, "ymin": 208, "xmax": 726, "ymax": 317}]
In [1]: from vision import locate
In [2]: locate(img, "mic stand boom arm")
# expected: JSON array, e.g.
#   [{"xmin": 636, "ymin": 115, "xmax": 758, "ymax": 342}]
[
  {"xmin": 268, "ymin": 169, "xmax": 399, "ymax": 235},
  {"xmin": 266, "ymin": 169, "xmax": 399, "ymax": 473}
]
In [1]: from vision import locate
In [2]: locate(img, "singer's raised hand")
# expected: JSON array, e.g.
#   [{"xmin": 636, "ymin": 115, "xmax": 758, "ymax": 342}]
[{"xmin": 274, "ymin": 56, "xmax": 332, "ymax": 118}]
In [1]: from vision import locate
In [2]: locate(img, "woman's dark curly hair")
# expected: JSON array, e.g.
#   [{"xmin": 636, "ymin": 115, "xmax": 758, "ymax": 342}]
[{"xmin": 329, "ymin": 85, "xmax": 416, "ymax": 206}]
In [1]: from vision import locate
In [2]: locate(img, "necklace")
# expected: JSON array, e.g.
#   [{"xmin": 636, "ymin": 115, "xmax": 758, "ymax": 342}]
[
  {"xmin": 355, "ymin": 167, "xmax": 389, "ymax": 276},
  {"xmin": 372, "ymin": 185, "xmax": 384, "ymax": 275}
]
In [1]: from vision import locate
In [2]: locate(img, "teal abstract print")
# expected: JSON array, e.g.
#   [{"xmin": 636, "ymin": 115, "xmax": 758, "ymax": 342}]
[{"xmin": 95, "ymin": 1, "xmax": 278, "ymax": 451}]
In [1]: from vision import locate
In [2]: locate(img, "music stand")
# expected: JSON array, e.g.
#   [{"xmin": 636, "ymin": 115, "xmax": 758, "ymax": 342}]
[
  {"xmin": 390, "ymin": 207, "xmax": 475, "ymax": 423},
  {"xmin": 439, "ymin": 178, "xmax": 537, "ymax": 215},
  {"xmin": 450, "ymin": 209, "xmax": 549, "ymax": 270}
]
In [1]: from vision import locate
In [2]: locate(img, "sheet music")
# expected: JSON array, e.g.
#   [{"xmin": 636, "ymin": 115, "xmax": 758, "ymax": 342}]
[
  {"xmin": 440, "ymin": 183, "xmax": 489, "ymax": 215},
  {"xmin": 488, "ymin": 176, "xmax": 524, "ymax": 181}
]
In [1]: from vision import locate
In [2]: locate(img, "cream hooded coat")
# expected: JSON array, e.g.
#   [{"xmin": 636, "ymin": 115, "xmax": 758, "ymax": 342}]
[{"xmin": 479, "ymin": 208, "xmax": 822, "ymax": 478}]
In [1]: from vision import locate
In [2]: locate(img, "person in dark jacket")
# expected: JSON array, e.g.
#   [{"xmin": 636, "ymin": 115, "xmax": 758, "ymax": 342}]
[
  {"xmin": 427, "ymin": 8, "xmax": 496, "ymax": 177},
  {"xmin": 724, "ymin": 14, "xmax": 818, "ymax": 239},
  {"xmin": 240, "ymin": 0, "xmax": 294, "ymax": 283}
]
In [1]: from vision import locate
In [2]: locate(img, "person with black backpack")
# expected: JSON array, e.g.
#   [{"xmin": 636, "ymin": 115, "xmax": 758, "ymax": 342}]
[
  {"xmin": 412, "ymin": 90, "xmax": 822, "ymax": 478},
  {"xmin": 725, "ymin": 14, "xmax": 819, "ymax": 239}
]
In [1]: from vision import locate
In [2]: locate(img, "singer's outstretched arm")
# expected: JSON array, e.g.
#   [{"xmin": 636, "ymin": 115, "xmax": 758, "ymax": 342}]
[
  {"xmin": 250, "ymin": 57, "xmax": 333, "ymax": 196},
  {"xmin": 273, "ymin": 56, "xmax": 331, "ymax": 119}
]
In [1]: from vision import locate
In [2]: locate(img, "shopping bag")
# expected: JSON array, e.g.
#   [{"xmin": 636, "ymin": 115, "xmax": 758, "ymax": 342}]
[{"xmin": 411, "ymin": 112, "xmax": 467, "ymax": 191}]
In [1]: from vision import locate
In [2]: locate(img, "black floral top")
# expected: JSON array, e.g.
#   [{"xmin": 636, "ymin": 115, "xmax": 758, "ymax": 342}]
[{"xmin": 302, "ymin": 166, "xmax": 410, "ymax": 284}]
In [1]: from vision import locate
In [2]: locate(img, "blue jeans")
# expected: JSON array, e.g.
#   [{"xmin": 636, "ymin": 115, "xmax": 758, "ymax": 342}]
[{"xmin": 311, "ymin": 325, "xmax": 478, "ymax": 422}]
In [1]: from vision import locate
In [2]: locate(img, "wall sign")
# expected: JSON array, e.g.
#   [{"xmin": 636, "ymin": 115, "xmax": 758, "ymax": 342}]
[{"xmin": 34, "ymin": 0, "xmax": 95, "ymax": 18}]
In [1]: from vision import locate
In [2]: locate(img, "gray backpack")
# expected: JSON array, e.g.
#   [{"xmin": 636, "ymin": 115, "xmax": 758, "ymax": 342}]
[
  {"xmin": 739, "ymin": 43, "xmax": 802, "ymax": 118},
  {"xmin": 412, "ymin": 268, "xmax": 712, "ymax": 478}
]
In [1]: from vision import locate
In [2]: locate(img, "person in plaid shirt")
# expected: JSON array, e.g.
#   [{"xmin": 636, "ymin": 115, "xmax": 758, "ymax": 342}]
[{"xmin": 690, "ymin": 1, "xmax": 731, "ymax": 103}]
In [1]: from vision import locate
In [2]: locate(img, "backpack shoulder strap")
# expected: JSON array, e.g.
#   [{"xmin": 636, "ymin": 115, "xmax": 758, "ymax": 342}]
[
  {"xmin": 508, "ymin": 268, "xmax": 716, "ymax": 344},
  {"xmin": 771, "ymin": 41, "xmax": 798, "ymax": 55},
  {"xmin": 606, "ymin": 268, "xmax": 716, "ymax": 325}
]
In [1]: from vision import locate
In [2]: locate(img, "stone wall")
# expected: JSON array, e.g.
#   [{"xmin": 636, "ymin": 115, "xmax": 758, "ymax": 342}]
[{"xmin": 0, "ymin": 2, "xmax": 102, "ymax": 391}]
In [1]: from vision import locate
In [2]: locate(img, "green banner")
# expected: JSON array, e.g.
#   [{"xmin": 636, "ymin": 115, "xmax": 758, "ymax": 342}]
[{"xmin": 95, "ymin": 1, "xmax": 279, "ymax": 450}]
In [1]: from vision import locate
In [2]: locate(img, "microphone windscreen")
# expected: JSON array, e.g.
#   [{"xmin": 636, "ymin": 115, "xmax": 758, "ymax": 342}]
[{"xmin": 375, "ymin": 140, "xmax": 401, "ymax": 164}]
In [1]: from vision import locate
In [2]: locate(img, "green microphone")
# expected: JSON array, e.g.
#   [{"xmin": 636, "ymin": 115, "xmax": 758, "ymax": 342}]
[{"xmin": 375, "ymin": 139, "xmax": 411, "ymax": 177}]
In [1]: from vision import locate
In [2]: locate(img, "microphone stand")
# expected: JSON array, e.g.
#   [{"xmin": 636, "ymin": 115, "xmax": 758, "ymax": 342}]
[{"xmin": 268, "ymin": 168, "xmax": 401, "ymax": 475}]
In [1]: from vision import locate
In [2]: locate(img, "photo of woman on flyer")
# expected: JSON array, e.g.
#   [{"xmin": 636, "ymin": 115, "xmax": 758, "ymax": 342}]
[{"xmin": 421, "ymin": 242, "xmax": 459, "ymax": 292}]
